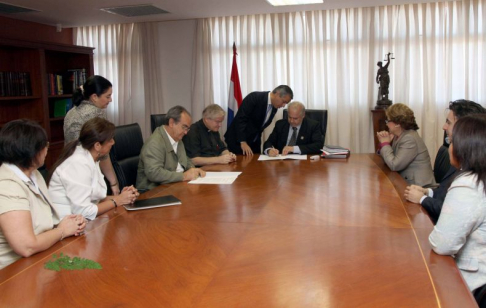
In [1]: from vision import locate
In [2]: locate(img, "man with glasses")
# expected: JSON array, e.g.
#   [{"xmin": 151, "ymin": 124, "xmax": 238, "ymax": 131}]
[
  {"xmin": 137, "ymin": 105, "xmax": 205, "ymax": 190},
  {"xmin": 183, "ymin": 104, "xmax": 236, "ymax": 166},
  {"xmin": 404, "ymin": 99, "xmax": 486, "ymax": 223},
  {"xmin": 224, "ymin": 85, "xmax": 293, "ymax": 156}
]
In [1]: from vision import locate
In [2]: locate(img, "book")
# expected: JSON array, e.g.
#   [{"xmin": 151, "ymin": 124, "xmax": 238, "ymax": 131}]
[
  {"xmin": 53, "ymin": 99, "xmax": 68, "ymax": 117},
  {"xmin": 124, "ymin": 195, "xmax": 181, "ymax": 211},
  {"xmin": 321, "ymin": 145, "xmax": 350, "ymax": 159}
]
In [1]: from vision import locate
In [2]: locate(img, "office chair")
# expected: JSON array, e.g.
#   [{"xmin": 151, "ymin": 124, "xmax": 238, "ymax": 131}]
[
  {"xmin": 474, "ymin": 284, "xmax": 486, "ymax": 308},
  {"xmin": 283, "ymin": 109, "xmax": 328, "ymax": 144},
  {"xmin": 150, "ymin": 114, "xmax": 166, "ymax": 133},
  {"xmin": 109, "ymin": 123, "xmax": 144, "ymax": 189},
  {"xmin": 433, "ymin": 131, "xmax": 451, "ymax": 184}
]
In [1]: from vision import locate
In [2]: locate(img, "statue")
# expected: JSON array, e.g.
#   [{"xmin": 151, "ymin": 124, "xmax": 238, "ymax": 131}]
[{"xmin": 375, "ymin": 52, "xmax": 394, "ymax": 109}]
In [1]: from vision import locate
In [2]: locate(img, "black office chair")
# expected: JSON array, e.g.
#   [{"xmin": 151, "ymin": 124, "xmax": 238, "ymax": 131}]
[
  {"xmin": 283, "ymin": 109, "xmax": 328, "ymax": 144},
  {"xmin": 150, "ymin": 114, "xmax": 166, "ymax": 133},
  {"xmin": 433, "ymin": 131, "xmax": 451, "ymax": 184},
  {"xmin": 109, "ymin": 123, "xmax": 144, "ymax": 189},
  {"xmin": 474, "ymin": 284, "xmax": 486, "ymax": 308}
]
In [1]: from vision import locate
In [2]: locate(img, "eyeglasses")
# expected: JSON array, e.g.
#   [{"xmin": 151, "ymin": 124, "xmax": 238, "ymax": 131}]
[{"xmin": 181, "ymin": 124, "xmax": 190, "ymax": 132}]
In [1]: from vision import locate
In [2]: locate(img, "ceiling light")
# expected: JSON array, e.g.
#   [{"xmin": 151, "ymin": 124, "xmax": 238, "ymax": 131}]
[{"xmin": 266, "ymin": 0, "xmax": 323, "ymax": 6}]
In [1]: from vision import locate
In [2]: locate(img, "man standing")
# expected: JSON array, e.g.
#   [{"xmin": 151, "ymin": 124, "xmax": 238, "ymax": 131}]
[
  {"xmin": 136, "ymin": 106, "xmax": 205, "ymax": 190},
  {"xmin": 183, "ymin": 104, "xmax": 236, "ymax": 166},
  {"xmin": 263, "ymin": 101, "xmax": 323, "ymax": 156},
  {"xmin": 224, "ymin": 85, "xmax": 293, "ymax": 156},
  {"xmin": 404, "ymin": 99, "xmax": 485, "ymax": 223}
]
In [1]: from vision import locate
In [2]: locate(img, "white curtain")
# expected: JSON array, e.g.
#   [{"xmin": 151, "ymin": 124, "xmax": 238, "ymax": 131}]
[
  {"xmin": 197, "ymin": 0, "xmax": 486, "ymax": 157},
  {"xmin": 74, "ymin": 23, "xmax": 148, "ymax": 136}
]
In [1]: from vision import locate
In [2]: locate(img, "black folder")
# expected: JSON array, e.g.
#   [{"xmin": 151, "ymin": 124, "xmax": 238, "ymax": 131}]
[{"xmin": 123, "ymin": 195, "xmax": 181, "ymax": 211}]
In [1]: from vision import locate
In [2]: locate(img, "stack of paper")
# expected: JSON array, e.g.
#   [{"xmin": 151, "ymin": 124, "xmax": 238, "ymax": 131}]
[
  {"xmin": 258, "ymin": 154, "xmax": 307, "ymax": 161},
  {"xmin": 321, "ymin": 145, "xmax": 350, "ymax": 159},
  {"xmin": 189, "ymin": 172, "xmax": 242, "ymax": 184}
]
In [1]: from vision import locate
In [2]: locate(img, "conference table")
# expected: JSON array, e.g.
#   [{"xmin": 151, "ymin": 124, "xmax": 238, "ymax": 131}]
[{"xmin": 0, "ymin": 154, "xmax": 477, "ymax": 307}]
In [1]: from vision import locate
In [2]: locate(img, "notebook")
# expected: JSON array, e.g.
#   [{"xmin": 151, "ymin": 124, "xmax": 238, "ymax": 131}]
[{"xmin": 123, "ymin": 195, "xmax": 181, "ymax": 211}]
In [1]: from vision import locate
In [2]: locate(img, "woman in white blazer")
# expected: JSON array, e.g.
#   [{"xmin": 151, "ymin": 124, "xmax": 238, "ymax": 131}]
[
  {"xmin": 429, "ymin": 114, "xmax": 486, "ymax": 292},
  {"xmin": 377, "ymin": 103, "xmax": 435, "ymax": 187},
  {"xmin": 49, "ymin": 117, "xmax": 138, "ymax": 221}
]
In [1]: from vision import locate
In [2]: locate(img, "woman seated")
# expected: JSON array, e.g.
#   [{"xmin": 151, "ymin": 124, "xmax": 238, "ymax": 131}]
[
  {"xmin": 0, "ymin": 119, "xmax": 85, "ymax": 270},
  {"xmin": 377, "ymin": 103, "xmax": 435, "ymax": 186},
  {"xmin": 48, "ymin": 117, "xmax": 138, "ymax": 220},
  {"xmin": 429, "ymin": 114, "xmax": 486, "ymax": 292}
]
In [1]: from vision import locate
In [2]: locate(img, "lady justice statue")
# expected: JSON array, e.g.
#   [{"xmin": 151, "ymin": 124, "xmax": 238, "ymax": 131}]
[{"xmin": 375, "ymin": 52, "xmax": 394, "ymax": 109}]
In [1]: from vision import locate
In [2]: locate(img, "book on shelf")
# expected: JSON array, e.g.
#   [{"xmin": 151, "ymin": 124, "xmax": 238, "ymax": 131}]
[
  {"xmin": 52, "ymin": 98, "xmax": 74, "ymax": 117},
  {"xmin": 321, "ymin": 145, "xmax": 350, "ymax": 159},
  {"xmin": 0, "ymin": 71, "xmax": 32, "ymax": 97}
]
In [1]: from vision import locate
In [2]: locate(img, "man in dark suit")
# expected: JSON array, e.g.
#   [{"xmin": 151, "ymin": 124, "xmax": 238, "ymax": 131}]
[
  {"xmin": 404, "ymin": 99, "xmax": 486, "ymax": 223},
  {"xmin": 224, "ymin": 85, "xmax": 293, "ymax": 156},
  {"xmin": 263, "ymin": 101, "xmax": 323, "ymax": 156}
]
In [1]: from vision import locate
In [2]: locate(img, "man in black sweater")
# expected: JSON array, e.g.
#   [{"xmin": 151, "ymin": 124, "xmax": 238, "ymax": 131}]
[{"xmin": 404, "ymin": 99, "xmax": 486, "ymax": 224}]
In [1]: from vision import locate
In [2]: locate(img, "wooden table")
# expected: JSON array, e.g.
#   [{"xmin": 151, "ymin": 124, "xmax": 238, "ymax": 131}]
[{"xmin": 0, "ymin": 154, "xmax": 476, "ymax": 307}]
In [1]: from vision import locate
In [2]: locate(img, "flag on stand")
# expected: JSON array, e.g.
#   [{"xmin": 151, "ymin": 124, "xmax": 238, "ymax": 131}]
[{"xmin": 227, "ymin": 42, "xmax": 242, "ymax": 128}]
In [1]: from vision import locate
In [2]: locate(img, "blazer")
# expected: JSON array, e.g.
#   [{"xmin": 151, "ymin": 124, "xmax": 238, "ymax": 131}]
[
  {"xmin": 380, "ymin": 129, "xmax": 435, "ymax": 187},
  {"xmin": 429, "ymin": 173, "xmax": 486, "ymax": 291},
  {"xmin": 421, "ymin": 166, "xmax": 457, "ymax": 224},
  {"xmin": 136, "ymin": 126, "xmax": 194, "ymax": 190},
  {"xmin": 263, "ymin": 117, "xmax": 323, "ymax": 154},
  {"xmin": 224, "ymin": 91, "xmax": 277, "ymax": 154}
]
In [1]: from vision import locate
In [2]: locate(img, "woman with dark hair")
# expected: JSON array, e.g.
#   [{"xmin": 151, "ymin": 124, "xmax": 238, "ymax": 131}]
[
  {"xmin": 377, "ymin": 103, "xmax": 435, "ymax": 186},
  {"xmin": 429, "ymin": 114, "xmax": 486, "ymax": 293},
  {"xmin": 0, "ymin": 119, "xmax": 85, "ymax": 269},
  {"xmin": 50, "ymin": 118, "xmax": 138, "ymax": 221},
  {"xmin": 64, "ymin": 75, "xmax": 120, "ymax": 195}
]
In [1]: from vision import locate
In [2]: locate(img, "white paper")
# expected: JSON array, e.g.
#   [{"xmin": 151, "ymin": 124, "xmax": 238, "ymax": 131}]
[
  {"xmin": 258, "ymin": 154, "xmax": 307, "ymax": 161},
  {"xmin": 188, "ymin": 172, "xmax": 242, "ymax": 184}
]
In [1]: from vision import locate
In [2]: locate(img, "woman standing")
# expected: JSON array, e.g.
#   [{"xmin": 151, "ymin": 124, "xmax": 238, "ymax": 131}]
[
  {"xmin": 64, "ymin": 75, "xmax": 120, "ymax": 195},
  {"xmin": 50, "ymin": 118, "xmax": 138, "ymax": 221},
  {"xmin": 0, "ymin": 120, "xmax": 85, "ymax": 269},
  {"xmin": 377, "ymin": 103, "xmax": 435, "ymax": 187},
  {"xmin": 429, "ymin": 114, "xmax": 486, "ymax": 293}
]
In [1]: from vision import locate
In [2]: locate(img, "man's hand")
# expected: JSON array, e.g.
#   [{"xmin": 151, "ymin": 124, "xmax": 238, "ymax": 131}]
[
  {"xmin": 268, "ymin": 148, "xmax": 279, "ymax": 157},
  {"xmin": 404, "ymin": 185, "xmax": 427, "ymax": 204},
  {"xmin": 282, "ymin": 146, "xmax": 294, "ymax": 156},
  {"xmin": 241, "ymin": 142, "xmax": 253, "ymax": 156},
  {"xmin": 183, "ymin": 168, "xmax": 207, "ymax": 181},
  {"xmin": 219, "ymin": 154, "xmax": 235, "ymax": 164}
]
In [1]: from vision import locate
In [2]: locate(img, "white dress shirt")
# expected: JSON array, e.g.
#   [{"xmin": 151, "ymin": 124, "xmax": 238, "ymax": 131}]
[
  {"xmin": 48, "ymin": 145, "xmax": 107, "ymax": 221},
  {"xmin": 163, "ymin": 127, "xmax": 184, "ymax": 172}
]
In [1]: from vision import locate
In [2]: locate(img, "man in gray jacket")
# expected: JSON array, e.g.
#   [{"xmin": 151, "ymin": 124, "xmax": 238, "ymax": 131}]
[{"xmin": 137, "ymin": 106, "xmax": 205, "ymax": 190}]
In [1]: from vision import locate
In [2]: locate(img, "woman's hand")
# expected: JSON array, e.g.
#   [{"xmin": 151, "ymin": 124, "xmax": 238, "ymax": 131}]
[
  {"xmin": 58, "ymin": 214, "xmax": 85, "ymax": 238},
  {"xmin": 116, "ymin": 186, "xmax": 139, "ymax": 205},
  {"xmin": 377, "ymin": 131, "xmax": 393, "ymax": 143}
]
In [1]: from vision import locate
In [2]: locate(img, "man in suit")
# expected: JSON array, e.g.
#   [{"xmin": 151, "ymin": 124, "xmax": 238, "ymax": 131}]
[
  {"xmin": 224, "ymin": 85, "xmax": 293, "ymax": 156},
  {"xmin": 404, "ymin": 99, "xmax": 486, "ymax": 223},
  {"xmin": 136, "ymin": 106, "xmax": 205, "ymax": 190},
  {"xmin": 263, "ymin": 101, "xmax": 323, "ymax": 156}
]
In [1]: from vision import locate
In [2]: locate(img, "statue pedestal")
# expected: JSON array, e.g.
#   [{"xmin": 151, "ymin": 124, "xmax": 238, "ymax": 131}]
[
  {"xmin": 375, "ymin": 99, "xmax": 392, "ymax": 110},
  {"xmin": 371, "ymin": 109, "xmax": 387, "ymax": 152}
]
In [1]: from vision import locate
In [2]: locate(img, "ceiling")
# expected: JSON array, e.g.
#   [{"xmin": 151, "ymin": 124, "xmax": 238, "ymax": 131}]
[{"xmin": 1, "ymin": 0, "xmax": 448, "ymax": 28}]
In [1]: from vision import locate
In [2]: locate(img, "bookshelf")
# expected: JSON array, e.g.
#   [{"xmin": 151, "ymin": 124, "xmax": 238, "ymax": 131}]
[{"xmin": 0, "ymin": 38, "xmax": 94, "ymax": 168}]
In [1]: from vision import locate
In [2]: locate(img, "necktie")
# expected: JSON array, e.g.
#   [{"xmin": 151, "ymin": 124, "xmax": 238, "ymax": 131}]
[
  {"xmin": 262, "ymin": 105, "xmax": 272, "ymax": 127},
  {"xmin": 288, "ymin": 127, "xmax": 298, "ymax": 146}
]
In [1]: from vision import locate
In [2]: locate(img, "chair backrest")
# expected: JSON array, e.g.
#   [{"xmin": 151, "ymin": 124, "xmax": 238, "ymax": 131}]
[
  {"xmin": 433, "ymin": 144, "xmax": 451, "ymax": 183},
  {"xmin": 283, "ymin": 109, "xmax": 328, "ymax": 144},
  {"xmin": 474, "ymin": 283, "xmax": 486, "ymax": 308},
  {"xmin": 150, "ymin": 114, "xmax": 166, "ymax": 133},
  {"xmin": 109, "ymin": 123, "xmax": 144, "ymax": 189}
]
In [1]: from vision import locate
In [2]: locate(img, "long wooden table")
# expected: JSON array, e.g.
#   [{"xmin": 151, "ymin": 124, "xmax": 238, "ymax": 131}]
[{"xmin": 0, "ymin": 154, "xmax": 476, "ymax": 307}]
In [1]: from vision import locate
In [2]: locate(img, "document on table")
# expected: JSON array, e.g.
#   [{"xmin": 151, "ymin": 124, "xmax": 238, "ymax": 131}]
[
  {"xmin": 258, "ymin": 154, "xmax": 307, "ymax": 161},
  {"xmin": 188, "ymin": 172, "xmax": 242, "ymax": 184}
]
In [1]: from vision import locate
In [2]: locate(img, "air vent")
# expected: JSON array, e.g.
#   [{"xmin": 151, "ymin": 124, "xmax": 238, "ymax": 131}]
[
  {"xmin": 0, "ymin": 2, "xmax": 40, "ymax": 14},
  {"xmin": 100, "ymin": 4, "xmax": 169, "ymax": 17}
]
